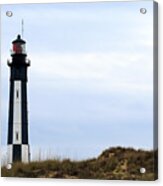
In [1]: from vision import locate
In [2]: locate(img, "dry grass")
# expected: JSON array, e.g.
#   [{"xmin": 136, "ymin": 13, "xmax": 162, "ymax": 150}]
[{"xmin": 1, "ymin": 147, "xmax": 158, "ymax": 180}]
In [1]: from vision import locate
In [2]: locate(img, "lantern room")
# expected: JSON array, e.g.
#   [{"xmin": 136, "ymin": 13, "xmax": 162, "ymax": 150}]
[{"xmin": 11, "ymin": 35, "xmax": 26, "ymax": 55}]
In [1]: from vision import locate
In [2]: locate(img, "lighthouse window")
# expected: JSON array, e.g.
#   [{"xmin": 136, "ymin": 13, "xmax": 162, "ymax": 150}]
[
  {"xmin": 16, "ymin": 132, "xmax": 19, "ymax": 140},
  {"xmin": 16, "ymin": 90, "xmax": 19, "ymax": 98}
]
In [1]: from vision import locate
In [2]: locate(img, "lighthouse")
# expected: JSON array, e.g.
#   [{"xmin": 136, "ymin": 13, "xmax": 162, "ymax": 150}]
[{"xmin": 7, "ymin": 35, "xmax": 30, "ymax": 163}]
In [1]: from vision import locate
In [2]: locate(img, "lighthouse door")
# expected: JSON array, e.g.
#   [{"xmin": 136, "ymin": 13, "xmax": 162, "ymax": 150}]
[{"xmin": 13, "ymin": 145, "xmax": 21, "ymax": 162}]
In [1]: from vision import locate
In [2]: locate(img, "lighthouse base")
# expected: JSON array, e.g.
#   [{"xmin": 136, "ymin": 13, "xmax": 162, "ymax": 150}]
[{"xmin": 7, "ymin": 144, "xmax": 30, "ymax": 164}]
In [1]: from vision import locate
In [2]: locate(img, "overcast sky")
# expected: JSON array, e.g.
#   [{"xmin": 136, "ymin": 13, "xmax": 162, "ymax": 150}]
[{"xmin": 1, "ymin": 1, "xmax": 154, "ymax": 160}]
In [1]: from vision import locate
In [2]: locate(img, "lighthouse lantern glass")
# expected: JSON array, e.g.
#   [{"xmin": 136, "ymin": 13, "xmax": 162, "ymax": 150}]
[{"xmin": 12, "ymin": 43, "xmax": 26, "ymax": 54}]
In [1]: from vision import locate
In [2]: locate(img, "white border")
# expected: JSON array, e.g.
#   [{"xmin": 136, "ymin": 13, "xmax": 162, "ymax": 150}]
[
  {"xmin": 0, "ymin": 0, "xmax": 162, "ymax": 186},
  {"xmin": 0, "ymin": 0, "xmax": 156, "ymax": 4}
]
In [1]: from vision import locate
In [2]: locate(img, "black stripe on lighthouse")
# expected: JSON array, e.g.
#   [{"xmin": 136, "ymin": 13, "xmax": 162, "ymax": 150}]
[
  {"xmin": 13, "ymin": 144, "xmax": 21, "ymax": 162},
  {"xmin": 8, "ymin": 81, "xmax": 14, "ymax": 144},
  {"xmin": 21, "ymin": 80, "xmax": 28, "ymax": 144}
]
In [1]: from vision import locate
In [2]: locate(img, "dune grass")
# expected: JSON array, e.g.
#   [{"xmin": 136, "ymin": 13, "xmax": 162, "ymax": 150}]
[{"xmin": 1, "ymin": 147, "xmax": 158, "ymax": 180}]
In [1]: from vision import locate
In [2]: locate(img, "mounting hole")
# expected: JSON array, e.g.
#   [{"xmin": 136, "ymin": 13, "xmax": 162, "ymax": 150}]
[
  {"xmin": 140, "ymin": 167, "xmax": 146, "ymax": 174},
  {"xmin": 6, "ymin": 11, "xmax": 13, "ymax": 17},
  {"xmin": 6, "ymin": 163, "xmax": 12, "ymax": 169},
  {"xmin": 140, "ymin": 8, "xmax": 147, "ymax": 14}
]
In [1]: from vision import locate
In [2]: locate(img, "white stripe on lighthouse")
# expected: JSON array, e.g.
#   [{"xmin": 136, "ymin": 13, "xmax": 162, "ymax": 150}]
[
  {"xmin": 22, "ymin": 145, "xmax": 30, "ymax": 163},
  {"xmin": 13, "ymin": 81, "xmax": 22, "ymax": 144}
]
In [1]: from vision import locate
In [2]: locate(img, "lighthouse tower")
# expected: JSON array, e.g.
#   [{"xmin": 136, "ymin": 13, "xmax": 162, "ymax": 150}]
[{"xmin": 7, "ymin": 35, "xmax": 30, "ymax": 163}]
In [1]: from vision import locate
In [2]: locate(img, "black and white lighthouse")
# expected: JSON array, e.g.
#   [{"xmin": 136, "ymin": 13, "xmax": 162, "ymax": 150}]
[{"xmin": 7, "ymin": 35, "xmax": 30, "ymax": 163}]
